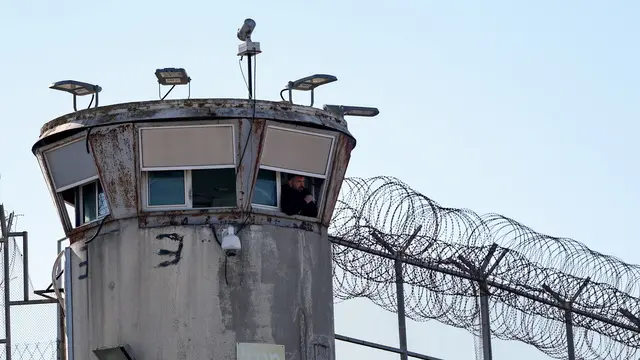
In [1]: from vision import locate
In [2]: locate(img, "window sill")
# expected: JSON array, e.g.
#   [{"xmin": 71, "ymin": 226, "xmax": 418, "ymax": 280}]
[
  {"xmin": 250, "ymin": 205, "xmax": 320, "ymax": 222},
  {"xmin": 142, "ymin": 206, "xmax": 237, "ymax": 212},
  {"xmin": 76, "ymin": 214, "xmax": 109, "ymax": 229},
  {"xmin": 66, "ymin": 214, "xmax": 112, "ymax": 241}
]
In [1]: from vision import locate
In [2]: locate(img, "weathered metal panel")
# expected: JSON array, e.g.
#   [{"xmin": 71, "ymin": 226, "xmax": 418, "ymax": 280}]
[
  {"xmin": 64, "ymin": 247, "xmax": 75, "ymax": 360},
  {"xmin": 237, "ymin": 118, "xmax": 267, "ymax": 211},
  {"xmin": 321, "ymin": 134, "xmax": 355, "ymax": 225},
  {"xmin": 69, "ymin": 241, "xmax": 90, "ymax": 360},
  {"xmin": 137, "ymin": 211, "xmax": 321, "ymax": 234},
  {"xmin": 89, "ymin": 124, "xmax": 138, "ymax": 219},
  {"xmin": 33, "ymin": 99, "xmax": 355, "ymax": 153},
  {"xmin": 72, "ymin": 219, "xmax": 334, "ymax": 360},
  {"xmin": 35, "ymin": 152, "xmax": 73, "ymax": 232}
]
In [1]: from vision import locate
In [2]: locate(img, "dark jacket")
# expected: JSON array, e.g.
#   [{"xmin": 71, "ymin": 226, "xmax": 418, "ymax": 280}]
[{"xmin": 281, "ymin": 184, "xmax": 318, "ymax": 217}]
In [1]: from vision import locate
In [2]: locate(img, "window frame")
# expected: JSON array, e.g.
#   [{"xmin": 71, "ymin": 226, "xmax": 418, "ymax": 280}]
[
  {"xmin": 251, "ymin": 168, "xmax": 326, "ymax": 219},
  {"xmin": 43, "ymin": 137, "xmax": 100, "ymax": 192},
  {"xmin": 138, "ymin": 124, "xmax": 236, "ymax": 171},
  {"xmin": 59, "ymin": 178, "xmax": 111, "ymax": 228},
  {"xmin": 143, "ymin": 170, "xmax": 191, "ymax": 210},
  {"xmin": 260, "ymin": 125, "xmax": 336, "ymax": 179},
  {"xmin": 138, "ymin": 124, "xmax": 238, "ymax": 211},
  {"xmin": 251, "ymin": 169, "xmax": 282, "ymax": 211},
  {"xmin": 39, "ymin": 133, "xmax": 109, "ymax": 231},
  {"xmin": 253, "ymin": 125, "xmax": 336, "ymax": 218},
  {"xmin": 141, "ymin": 169, "xmax": 239, "ymax": 211}
]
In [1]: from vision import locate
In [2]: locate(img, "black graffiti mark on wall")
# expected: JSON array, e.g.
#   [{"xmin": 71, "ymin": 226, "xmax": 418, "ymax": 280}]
[
  {"xmin": 78, "ymin": 245, "xmax": 89, "ymax": 280},
  {"xmin": 156, "ymin": 233, "xmax": 184, "ymax": 267}
]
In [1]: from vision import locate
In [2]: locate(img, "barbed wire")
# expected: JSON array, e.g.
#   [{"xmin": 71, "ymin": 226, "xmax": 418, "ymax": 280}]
[
  {"xmin": 330, "ymin": 176, "xmax": 640, "ymax": 360},
  {"xmin": 0, "ymin": 342, "xmax": 56, "ymax": 360}
]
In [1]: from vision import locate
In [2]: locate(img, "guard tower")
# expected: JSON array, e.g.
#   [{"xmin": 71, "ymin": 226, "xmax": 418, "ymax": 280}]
[{"xmin": 32, "ymin": 19, "xmax": 378, "ymax": 360}]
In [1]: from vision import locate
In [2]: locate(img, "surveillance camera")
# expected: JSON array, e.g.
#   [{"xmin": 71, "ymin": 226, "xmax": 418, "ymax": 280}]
[
  {"xmin": 237, "ymin": 18, "xmax": 256, "ymax": 41},
  {"xmin": 221, "ymin": 226, "xmax": 241, "ymax": 257}
]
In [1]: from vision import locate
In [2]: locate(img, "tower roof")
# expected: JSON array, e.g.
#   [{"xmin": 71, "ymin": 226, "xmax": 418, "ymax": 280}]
[{"xmin": 33, "ymin": 98, "xmax": 355, "ymax": 154}]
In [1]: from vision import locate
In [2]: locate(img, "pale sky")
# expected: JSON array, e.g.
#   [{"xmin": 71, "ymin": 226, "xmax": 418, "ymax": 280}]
[{"xmin": 1, "ymin": 1, "xmax": 639, "ymax": 359}]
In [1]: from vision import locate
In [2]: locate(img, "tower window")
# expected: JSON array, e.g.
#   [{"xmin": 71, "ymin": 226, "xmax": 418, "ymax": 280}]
[
  {"xmin": 144, "ymin": 169, "xmax": 237, "ymax": 210},
  {"xmin": 192, "ymin": 168, "xmax": 237, "ymax": 208},
  {"xmin": 148, "ymin": 170, "xmax": 186, "ymax": 206},
  {"xmin": 60, "ymin": 180, "xmax": 110, "ymax": 228},
  {"xmin": 251, "ymin": 169, "xmax": 324, "ymax": 218},
  {"xmin": 139, "ymin": 124, "xmax": 238, "ymax": 211},
  {"xmin": 253, "ymin": 169, "xmax": 278, "ymax": 207}
]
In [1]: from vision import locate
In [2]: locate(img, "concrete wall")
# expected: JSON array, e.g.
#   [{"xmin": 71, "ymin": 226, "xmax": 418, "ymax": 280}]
[{"xmin": 68, "ymin": 219, "xmax": 335, "ymax": 360}]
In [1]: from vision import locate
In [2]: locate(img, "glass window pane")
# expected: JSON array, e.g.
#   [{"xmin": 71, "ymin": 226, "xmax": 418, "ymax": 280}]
[
  {"xmin": 192, "ymin": 168, "xmax": 237, "ymax": 208},
  {"xmin": 98, "ymin": 182, "xmax": 109, "ymax": 216},
  {"xmin": 308, "ymin": 177, "xmax": 324, "ymax": 202},
  {"xmin": 253, "ymin": 169, "xmax": 277, "ymax": 206},
  {"xmin": 60, "ymin": 188, "xmax": 79, "ymax": 227},
  {"xmin": 82, "ymin": 182, "xmax": 97, "ymax": 223},
  {"xmin": 148, "ymin": 171, "xmax": 185, "ymax": 206}
]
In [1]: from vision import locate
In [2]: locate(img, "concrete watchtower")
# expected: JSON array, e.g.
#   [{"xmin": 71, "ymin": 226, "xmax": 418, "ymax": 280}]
[{"xmin": 32, "ymin": 19, "xmax": 378, "ymax": 360}]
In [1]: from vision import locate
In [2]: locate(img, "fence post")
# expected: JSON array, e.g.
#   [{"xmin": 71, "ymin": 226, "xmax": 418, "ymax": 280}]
[
  {"xmin": 21, "ymin": 232, "xmax": 28, "ymax": 302},
  {"xmin": 454, "ymin": 244, "xmax": 507, "ymax": 360},
  {"xmin": 1, "ymin": 205, "xmax": 12, "ymax": 360},
  {"xmin": 542, "ymin": 277, "xmax": 590, "ymax": 360},
  {"xmin": 371, "ymin": 226, "xmax": 422, "ymax": 360},
  {"xmin": 478, "ymin": 283, "xmax": 492, "ymax": 360},
  {"xmin": 394, "ymin": 257, "xmax": 408, "ymax": 360}
]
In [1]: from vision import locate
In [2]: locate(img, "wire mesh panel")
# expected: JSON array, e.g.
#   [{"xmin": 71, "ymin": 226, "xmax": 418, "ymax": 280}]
[
  {"xmin": 8, "ymin": 303, "xmax": 57, "ymax": 360},
  {"xmin": 1, "ymin": 232, "xmax": 58, "ymax": 360},
  {"xmin": 9, "ymin": 343, "xmax": 56, "ymax": 360}
]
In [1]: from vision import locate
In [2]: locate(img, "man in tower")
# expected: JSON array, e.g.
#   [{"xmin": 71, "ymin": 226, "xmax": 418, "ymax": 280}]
[{"xmin": 281, "ymin": 174, "xmax": 318, "ymax": 217}]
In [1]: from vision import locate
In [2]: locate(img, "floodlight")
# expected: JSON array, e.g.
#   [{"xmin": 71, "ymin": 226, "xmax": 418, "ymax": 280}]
[
  {"xmin": 284, "ymin": 74, "xmax": 338, "ymax": 106},
  {"xmin": 155, "ymin": 68, "xmax": 190, "ymax": 86},
  {"xmin": 49, "ymin": 80, "xmax": 101, "ymax": 112},
  {"xmin": 323, "ymin": 104, "xmax": 380, "ymax": 118},
  {"xmin": 154, "ymin": 67, "xmax": 191, "ymax": 100},
  {"xmin": 93, "ymin": 344, "xmax": 134, "ymax": 360}
]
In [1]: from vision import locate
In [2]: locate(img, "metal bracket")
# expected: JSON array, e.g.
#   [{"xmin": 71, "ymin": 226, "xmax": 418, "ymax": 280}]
[{"xmin": 542, "ymin": 277, "xmax": 590, "ymax": 310}]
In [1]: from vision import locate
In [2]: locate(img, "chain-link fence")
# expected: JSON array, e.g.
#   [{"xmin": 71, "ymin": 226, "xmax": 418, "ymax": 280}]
[{"xmin": 1, "ymin": 208, "xmax": 59, "ymax": 360}]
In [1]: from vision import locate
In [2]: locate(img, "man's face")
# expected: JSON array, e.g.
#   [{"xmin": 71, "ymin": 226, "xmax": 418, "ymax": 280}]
[{"xmin": 289, "ymin": 176, "xmax": 306, "ymax": 191}]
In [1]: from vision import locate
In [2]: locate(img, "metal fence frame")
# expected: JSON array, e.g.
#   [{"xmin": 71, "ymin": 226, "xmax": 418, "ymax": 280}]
[
  {"xmin": 329, "ymin": 234, "xmax": 640, "ymax": 360},
  {"xmin": 0, "ymin": 205, "xmax": 60, "ymax": 360},
  {"xmin": 332, "ymin": 229, "xmax": 445, "ymax": 360}
]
